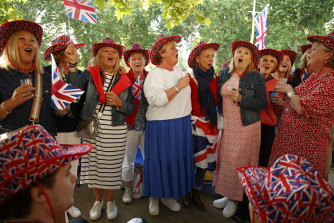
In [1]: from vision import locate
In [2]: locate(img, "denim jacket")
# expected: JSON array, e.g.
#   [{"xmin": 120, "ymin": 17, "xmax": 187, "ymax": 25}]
[
  {"xmin": 217, "ymin": 68, "xmax": 267, "ymax": 126},
  {"xmin": 0, "ymin": 68, "xmax": 55, "ymax": 134},
  {"xmin": 78, "ymin": 69, "xmax": 134, "ymax": 126}
]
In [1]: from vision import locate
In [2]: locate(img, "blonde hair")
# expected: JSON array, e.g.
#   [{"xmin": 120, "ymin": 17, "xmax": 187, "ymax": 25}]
[
  {"xmin": 316, "ymin": 42, "xmax": 334, "ymax": 69},
  {"xmin": 298, "ymin": 50, "xmax": 309, "ymax": 70},
  {"xmin": 273, "ymin": 55, "xmax": 292, "ymax": 79},
  {"xmin": 0, "ymin": 31, "xmax": 43, "ymax": 74},
  {"xmin": 155, "ymin": 41, "xmax": 176, "ymax": 65},
  {"xmin": 88, "ymin": 46, "xmax": 120, "ymax": 73},
  {"xmin": 228, "ymin": 56, "xmax": 257, "ymax": 74}
]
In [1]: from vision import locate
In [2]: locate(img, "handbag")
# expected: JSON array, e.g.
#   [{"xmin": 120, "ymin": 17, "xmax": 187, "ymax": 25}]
[
  {"xmin": 77, "ymin": 74, "xmax": 114, "ymax": 138},
  {"xmin": 132, "ymin": 170, "xmax": 143, "ymax": 199},
  {"xmin": 217, "ymin": 113, "xmax": 224, "ymax": 130}
]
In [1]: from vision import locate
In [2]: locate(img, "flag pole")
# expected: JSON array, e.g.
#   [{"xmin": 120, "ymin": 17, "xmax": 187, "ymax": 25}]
[{"xmin": 250, "ymin": 0, "xmax": 256, "ymax": 43}]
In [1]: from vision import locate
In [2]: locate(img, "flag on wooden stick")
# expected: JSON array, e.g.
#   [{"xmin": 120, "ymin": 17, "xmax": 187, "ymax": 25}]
[{"xmin": 255, "ymin": 6, "xmax": 268, "ymax": 50}]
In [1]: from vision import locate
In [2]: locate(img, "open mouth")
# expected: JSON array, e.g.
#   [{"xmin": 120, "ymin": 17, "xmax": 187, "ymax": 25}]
[
  {"xmin": 108, "ymin": 57, "xmax": 113, "ymax": 61},
  {"xmin": 176, "ymin": 54, "xmax": 178, "ymax": 58},
  {"xmin": 238, "ymin": 58, "xmax": 243, "ymax": 62},
  {"xmin": 282, "ymin": 65, "xmax": 287, "ymax": 68},
  {"xmin": 25, "ymin": 48, "xmax": 32, "ymax": 53},
  {"xmin": 265, "ymin": 66, "xmax": 270, "ymax": 70}
]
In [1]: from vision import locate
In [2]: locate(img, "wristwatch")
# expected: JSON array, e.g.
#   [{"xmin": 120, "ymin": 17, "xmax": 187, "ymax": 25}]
[{"xmin": 287, "ymin": 91, "xmax": 296, "ymax": 99}]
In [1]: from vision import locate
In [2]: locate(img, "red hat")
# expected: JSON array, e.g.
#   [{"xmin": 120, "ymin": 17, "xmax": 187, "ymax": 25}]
[
  {"xmin": 188, "ymin": 41, "xmax": 220, "ymax": 69},
  {"xmin": 231, "ymin": 40, "xmax": 260, "ymax": 67},
  {"xmin": 0, "ymin": 20, "xmax": 43, "ymax": 55},
  {"xmin": 123, "ymin": 43, "xmax": 150, "ymax": 68},
  {"xmin": 150, "ymin": 34, "xmax": 182, "ymax": 65},
  {"xmin": 44, "ymin": 35, "xmax": 86, "ymax": 60},
  {"xmin": 259, "ymin": 48, "xmax": 283, "ymax": 73},
  {"xmin": 91, "ymin": 37, "xmax": 124, "ymax": 58},
  {"xmin": 238, "ymin": 154, "xmax": 334, "ymax": 223},
  {"xmin": 307, "ymin": 32, "xmax": 334, "ymax": 51},
  {"xmin": 300, "ymin": 44, "xmax": 312, "ymax": 55},
  {"xmin": 0, "ymin": 125, "xmax": 92, "ymax": 204},
  {"xmin": 279, "ymin": 50, "xmax": 297, "ymax": 65}
]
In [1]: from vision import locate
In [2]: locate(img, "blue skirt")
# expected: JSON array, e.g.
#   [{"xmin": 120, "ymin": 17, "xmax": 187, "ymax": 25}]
[{"xmin": 143, "ymin": 115, "xmax": 195, "ymax": 200}]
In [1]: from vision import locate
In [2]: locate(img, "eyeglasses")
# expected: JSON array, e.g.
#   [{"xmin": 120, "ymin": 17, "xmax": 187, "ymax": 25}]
[{"xmin": 130, "ymin": 58, "xmax": 145, "ymax": 62}]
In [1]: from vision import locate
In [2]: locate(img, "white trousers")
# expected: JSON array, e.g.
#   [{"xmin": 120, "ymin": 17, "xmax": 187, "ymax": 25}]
[
  {"xmin": 122, "ymin": 130, "xmax": 145, "ymax": 182},
  {"xmin": 55, "ymin": 131, "xmax": 80, "ymax": 177}
]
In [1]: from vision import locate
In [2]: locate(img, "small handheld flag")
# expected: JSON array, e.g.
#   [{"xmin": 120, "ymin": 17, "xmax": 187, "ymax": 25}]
[
  {"xmin": 131, "ymin": 76, "xmax": 142, "ymax": 100},
  {"xmin": 51, "ymin": 55, "xmax": 84, "ymax": 110},
  {"xmin": 63, "ymin": 0, "xmax": 97, "ymax": 24},
  {"xmin": 255, "ymin": 6, "xmax": 268, "ymax": 50}
]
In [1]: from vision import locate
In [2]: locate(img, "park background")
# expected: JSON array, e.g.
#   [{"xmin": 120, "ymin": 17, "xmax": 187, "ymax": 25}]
[{"xmin": 1, "ymin": 0, "xmax": 333, "ymax": 73}]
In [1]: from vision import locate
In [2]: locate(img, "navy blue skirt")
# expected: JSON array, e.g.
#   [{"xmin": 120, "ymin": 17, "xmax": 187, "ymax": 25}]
[{"xmin": 143, "ymin": 115, "xmax": 195, "ymax": 199}]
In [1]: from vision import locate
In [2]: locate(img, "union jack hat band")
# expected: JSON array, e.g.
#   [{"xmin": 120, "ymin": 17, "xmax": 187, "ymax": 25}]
[
  {"xmin": 279, "ymin": 50, "xmax": 297, "ymax": 66},
  {"xmin": 237, "ymin": 154, "xmax": 334, "ymax": 222},
  {"xmin": 231, "ymin": 40, "xmax": 260, "ymax": 67},
  {"xmin": 188, "ymin": 41, "xmax": 220, "ymax": 69},
  {"xmin": 123, "ymin": 43, "xmax": 150, "ymax": 68},
  {"xmin": 0, "ymin": 20, "xmax": 43, "ymax": 56},
  {"xmin": 150, "ymin": 34, "xmax": 182, "ymax": 65},
  {"xmin": 0, "ymin": 125, "xmax": 92, "ymax": 204},
  {"xmin": 307, "ymin": 32, "xmax": 334, "ymax": 51},
  {"xmin": 44, "ymin": 35, "xmax": 86, "ymax": 60},
  {"xmin": 92, "ymin": 37, "xmax": 124, "ymax": 58},
  {"xmin": 300, "ymin": 44, "xmax": 312, "ymax": 55},
  {"xmin": 259, "ymin": 48, "xmax": 283, "ymax": 73}
]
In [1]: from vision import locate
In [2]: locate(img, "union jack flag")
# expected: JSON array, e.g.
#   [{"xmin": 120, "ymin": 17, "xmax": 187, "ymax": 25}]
[
  {"xmin": 255, "ymin": 6, "xmax": 268, "ymax": 50},
  {"xmin": 51, "ymin": 55, "xmax": 84, "ymax": 110},
  {"xmin": 63, "ymin": 0, "xmax": 97, "ymax": 24},
  {"xmin": 131, "ymin": 76, "xmax": 142, "ymax": 100}
]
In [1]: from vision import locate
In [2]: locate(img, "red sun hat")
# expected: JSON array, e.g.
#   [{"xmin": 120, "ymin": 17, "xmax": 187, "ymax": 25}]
[
  {"xmin": 0, "ymin": 20, "xmax": 43, "ymax": 56},
  {"xmin": 91, "ymin": 37, "xmax": 124, "ymax": 58},
  {"xmin": 221, "ymin": 60, "xmax": 231, "ymax": 70},
  {"xmin": 279, "ymin": 50, "xmax": 297, "ymax": 65},
  {"xmin": 188, "ymin": 41, "xmax": 220, "ymax": 69},
  {"xmin": 300, "ymin": 44, "xmax": 312, "ymax": 55},
  {"xmin": 0, "ymin": 125, "xmax": 92, "ymax": 204},
  {"xmin": 123, "ymin": 43, "xmax": 150, "ymax": 68},
  {"xmin": 259, "ymin": 48, "xmax": 283, "ymax": 73},
  {"xmin": 150, "ymin": 34, "xmax": 182, "ymax": 65},
  {"xmin": 307, "ymin": 32, "xmax": 334, "ymax": 51},
  {"xmin": 237, "ymin": 154, "xmax": 334, "ymax": 223},
  {"xmin": 231, "ymin": 40, "xmax": 260, "ymax": 67},
  {"xmin": 44, "ymin": 35, "xmax": 86, "ymax": 60}
]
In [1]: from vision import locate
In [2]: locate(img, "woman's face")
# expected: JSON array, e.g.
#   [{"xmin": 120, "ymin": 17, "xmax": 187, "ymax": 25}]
[
  {"xmin": 100, "ymin": 47, "xmax": 119, "ymax": 70},
  {"xmin": 307, "ymin": 42, "xmax": 333, "ymax": 73},
  {"xmin": 17, "ymin": 31, "xmax": 38, "ymax": 66},
  {"xmin": 278, "ymin": 55, "xmax": 291, "ymax": 73},
  {"xmin": 129, "ymin": 52, "xmax": 145, "ymax": 74},
  {"xmin": 160, "ymin": 41, "xmax": 179, "ymax": 67},
  {"xmin": 259, "ymin": 55, "xmax": 277, "ymax": 76},
  {"xmin": 196, "ymin": 47, "xmax": 215, "ymax": 71},
  {"xmin": 234, "ymin": 47, "xmax": 252, "ymax": 69},
  {"xmin": 47, "ymin": 164, "xmax": 77, "ymax": 215}
]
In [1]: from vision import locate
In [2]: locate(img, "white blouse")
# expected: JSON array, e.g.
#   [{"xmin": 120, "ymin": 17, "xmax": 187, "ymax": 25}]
[{"xmin": 144, "ymin": 66, "xmax": 191, "ymax": 121}]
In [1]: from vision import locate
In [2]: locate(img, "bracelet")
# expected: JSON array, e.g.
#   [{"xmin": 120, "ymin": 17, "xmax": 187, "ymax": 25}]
[
  {"xmin": 1, "ymin": 102, "xmax": 11, "ymax": 114},
  {"xmin": 174, "ymin": 86, "xmax": 180, "ymax": 93},
  {"xmin": 287, "ymin": 91, "xmax": 296, "ymax": 99}
]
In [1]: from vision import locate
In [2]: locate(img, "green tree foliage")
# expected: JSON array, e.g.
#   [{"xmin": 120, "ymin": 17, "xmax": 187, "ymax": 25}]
[{"xmin": 0, "ymin": 0, "xmax": 332, "ymax": 71}]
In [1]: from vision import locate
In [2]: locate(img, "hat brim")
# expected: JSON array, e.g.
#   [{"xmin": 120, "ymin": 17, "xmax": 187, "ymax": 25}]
[
  {"xmin": 307, "ymin": 36, "xmax": 334, "ymax": 51},
  {"xmin": 259, "ymin": 48, "xmax": 282, "ymax": 73},
  {"xmin": 237, "ymin": 166, "xmax": 268, "ymax": 223},
  {"xmin": 123, "ymin": 49, "xmax": 150, "ymax": 68},
  {"xmin": 44, "ymin": 43, "xmax": 86, "ymax": 60},
  {"xmin": 92, "ymin": 43, "xmax": 124, "ymax": 58},
  {"xmin": 0, "ymin": 20, "xmax": 43, "ymax": 55},
  {"xmin": 188, "ymin": 43, "xmax": 220, "ymax": 69},
  {"xmin": 300, "ymin": 44, "xmax": 312, "ymax": 55},
  {"xmin": 280, "ymin": 50, "xmax": 297, "ymax": 65},
  {"xmin": 150, "ymin": 35, "xmax": 182, "ymax": 65},
  {"xmin": 231, "ymin": 40, "xmax": 259, "ymax": 67}
]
